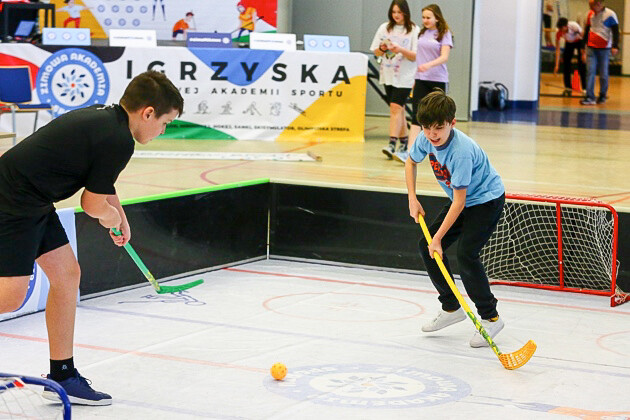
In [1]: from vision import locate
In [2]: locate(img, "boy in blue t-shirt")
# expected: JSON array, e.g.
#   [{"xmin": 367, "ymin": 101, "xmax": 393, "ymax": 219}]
[{"xmin": 404, "ymin": 89, "xmax": 506, "ymax": 348}]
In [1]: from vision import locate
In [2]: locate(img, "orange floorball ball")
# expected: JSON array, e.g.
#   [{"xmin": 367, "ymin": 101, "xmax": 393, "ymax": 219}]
[{"xmin": 270, "ymin": 363, "xmax": 287, "ymax": 380}]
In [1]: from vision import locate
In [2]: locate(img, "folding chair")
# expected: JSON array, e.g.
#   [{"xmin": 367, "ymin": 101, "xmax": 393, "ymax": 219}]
[{"xmin": 0, "ymin": 66, "xmax": 52, "ymax": 145}]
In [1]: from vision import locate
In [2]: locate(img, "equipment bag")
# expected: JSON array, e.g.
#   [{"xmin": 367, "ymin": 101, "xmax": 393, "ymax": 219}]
[{"xmin": 479, "ymin": 82, "xmax": 509, "ymax": 111}]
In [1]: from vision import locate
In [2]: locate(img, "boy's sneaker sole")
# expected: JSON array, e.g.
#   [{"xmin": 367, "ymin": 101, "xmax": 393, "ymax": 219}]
[
  {"xmin": 44, "ymin": 370, "xmax": 112, "ymax": 406},
  {"xmin": 382, "ymin": 146, "xmax": 394, "ymax": 159},
  {"xmin": 42, "ymin": 389, "xmax": 112, "ymax": 406}
]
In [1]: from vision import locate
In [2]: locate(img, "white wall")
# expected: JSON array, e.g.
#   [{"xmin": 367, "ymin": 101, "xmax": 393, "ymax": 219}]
[
  {"xmin": 277, "ymin": 0, "xmax": 291, "ymax": 33},
  {"xmin": 624, "ymin": 0, "xmax": 630, "ymax": 75},
  {"xmin": 472, "ymin": 0, "xmax": 542, "ymax": 110}
]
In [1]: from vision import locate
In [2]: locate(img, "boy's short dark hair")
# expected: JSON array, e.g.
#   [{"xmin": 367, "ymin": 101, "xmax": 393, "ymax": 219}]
[
  {"xmin": 417, "ymin": 88, "xmax": 456, "ymax": 127},
  {"xmin": 120, "ymin": 71, "xmax": 184, "ymax": 117},
  {"xmin": 556, "ymin": 17, "xmax": 568, "ymax": 29}
]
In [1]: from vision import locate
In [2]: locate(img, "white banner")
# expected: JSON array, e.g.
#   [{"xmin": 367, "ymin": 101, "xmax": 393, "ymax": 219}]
[{"xmin": 0, "ymin": 44, "xmax": 368, "ymax": 142}]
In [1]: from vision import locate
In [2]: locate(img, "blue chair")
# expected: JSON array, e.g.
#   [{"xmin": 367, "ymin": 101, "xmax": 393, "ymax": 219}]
[{"xmin": 0, "ymin": 66, "xmax": 52, "ymax": 145}]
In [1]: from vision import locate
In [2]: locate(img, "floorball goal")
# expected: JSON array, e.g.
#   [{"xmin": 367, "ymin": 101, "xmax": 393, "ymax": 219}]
[{"xmin": 480, "ymin": 194, "xmax": 626, "ymax": 307}]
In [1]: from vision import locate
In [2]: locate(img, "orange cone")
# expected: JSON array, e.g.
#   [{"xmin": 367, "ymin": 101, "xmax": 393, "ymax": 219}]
[{"xmin": 571, "ymin": 69, "xmax": 581, "ymax": 92}]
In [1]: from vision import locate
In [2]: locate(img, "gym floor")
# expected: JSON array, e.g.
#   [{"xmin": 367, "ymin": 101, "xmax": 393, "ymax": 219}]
[
  {"xmin": 2, "ymin": 259, "xmax": 630, "ymax": 419},
  {"xmin": 1, "ymin": 76, "xmax": 629, "ymax": 418}
]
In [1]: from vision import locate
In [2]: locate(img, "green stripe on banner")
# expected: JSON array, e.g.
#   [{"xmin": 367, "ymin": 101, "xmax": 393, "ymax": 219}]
[
  {"xmin": 74, "ymin": 178, "xmax": 270, "ymax": 212},
  {"xmin": 159, "ymin": 120, "xmax": 236, "ymax": 140},
  {"xmin": 233, "ymin": 30, "xmax": 278, "ymax": 44}
]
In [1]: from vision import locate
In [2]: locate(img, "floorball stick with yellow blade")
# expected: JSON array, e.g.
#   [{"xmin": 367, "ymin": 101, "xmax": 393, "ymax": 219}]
[{"xmin": 417, "ymin": 214, "xmax": 536, "ymax": 370}]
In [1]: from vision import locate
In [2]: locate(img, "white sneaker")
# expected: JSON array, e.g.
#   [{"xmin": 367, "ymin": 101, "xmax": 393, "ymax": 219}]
[
  {"xmin": 421, "ymin": 308, "xmax": 466, "ymax": 332},
  {"xmin": 382, "ymin": 143, "xmax": 396, "ymax": 159},
  {"xmin": 469, "ymin": 317, "xmax": 504, "ymax": 348},
  {"xmin": 392, "ymin": 150, "xmax": 408, "ymax": 163}
]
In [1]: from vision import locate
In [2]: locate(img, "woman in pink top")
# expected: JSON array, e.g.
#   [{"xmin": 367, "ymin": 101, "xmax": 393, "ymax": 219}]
[{"xmin": 394, "ymin": 4, "xmax": 452, "ymax": 163}]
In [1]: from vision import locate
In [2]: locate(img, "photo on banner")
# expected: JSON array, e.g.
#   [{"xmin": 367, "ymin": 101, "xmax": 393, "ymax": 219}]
[{"xmin": 47, "ymin": 0, "xmax": 277, "ymax": 40}]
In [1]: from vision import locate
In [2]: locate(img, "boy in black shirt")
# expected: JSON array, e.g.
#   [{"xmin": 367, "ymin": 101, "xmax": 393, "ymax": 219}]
[{"xmin": 0, "ymin": 71, "xmax": 183, "ymax": 405}]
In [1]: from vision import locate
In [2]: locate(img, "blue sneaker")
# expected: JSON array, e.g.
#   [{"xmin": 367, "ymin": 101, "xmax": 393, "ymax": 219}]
[{"xmin": 43, "ymin": 369, "xmax": 112, "ymax": 406}]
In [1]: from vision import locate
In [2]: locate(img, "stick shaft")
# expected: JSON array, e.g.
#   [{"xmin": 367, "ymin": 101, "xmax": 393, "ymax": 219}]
[
  {"xmin": 111, "ymin": 228, "xmax": 161, "ymax": 292},
  {"xmin": 417, "ymin": 216, "xmax": 503, "ymax": 356},
  {"xmin": 122, "ymin": 243, "xmax": 161, "ymax": 290}
]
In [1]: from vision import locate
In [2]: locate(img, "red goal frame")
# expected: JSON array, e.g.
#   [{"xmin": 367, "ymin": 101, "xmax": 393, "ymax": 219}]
[{"xmin": 486, "ymin": 194, "xmax": 623, "ymax": 307}]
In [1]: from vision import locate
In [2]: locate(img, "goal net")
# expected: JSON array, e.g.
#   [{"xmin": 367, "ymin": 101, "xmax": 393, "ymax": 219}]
[
  {"xmin": 0, "ymin": 373, "xmax": 71, "ymax": 419},
  {"xmin": 480, "ymin": 194, "xmax": 625, "ymax": 307}
]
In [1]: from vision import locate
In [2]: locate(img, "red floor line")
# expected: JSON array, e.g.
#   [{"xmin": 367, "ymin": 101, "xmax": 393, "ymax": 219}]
[
  {"xmin": 224, "ymin": 267, "xmax": 437, "ymax": 294},
  {"xmin": 282, "ymin": 141, "xmax": 321, "ymax": 153},
  {"xmin": 607, "ymin": 195, "xmax": 630, "ymax": 205},
  {"xmin": 0, "ymin": 332, "xmax": 266, "ymax": 373},
  {"xmin": 223, "ymin": 267, "xmax": 630, "ymax": 315},
  {"xmin": 119, "ymin": 163, "xmax": 211, "ymax": 179},
  {"xmin": 595, "ymin": 330, "xmax": 630, "ymax": 357},
  {"xmin": 116, "ymin": 180, "xmax": 188, "ymax": 190},
  {"xmin": 200, "ymin": 161, "xmax": 253, "ymax": 184},
  {"xmin": 590, "ymin": 191, "xmax": 630, "ymax": 199}
]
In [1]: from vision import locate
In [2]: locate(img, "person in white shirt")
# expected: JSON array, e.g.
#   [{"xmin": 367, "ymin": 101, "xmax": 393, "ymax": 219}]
[
  {"xmin": 554, "ymin": 17, "xmax": 585, "ymax": 95},
  {"xmin": 58, "ymin": 0, "xmax": 90, "ymax": 28},
  {"xmin": 370, "ymin": 0, "xmax": 419, "ymax": 160}
]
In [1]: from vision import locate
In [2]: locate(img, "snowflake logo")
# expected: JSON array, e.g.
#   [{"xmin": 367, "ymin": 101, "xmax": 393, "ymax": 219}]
[
  {"xmin": 265, "ymin": 364, "xmax": 471, "ymax": 409},
  {"xmin": 37, "ymin": 48, "xmax": 109, "ymax": 117},
  {"xmin": 56, "ymin": 69, "xmax": 90, "ymax": 103},
  {"xmin": 324, "ymin": 374, "xmax": 408, "ymax": 395}
]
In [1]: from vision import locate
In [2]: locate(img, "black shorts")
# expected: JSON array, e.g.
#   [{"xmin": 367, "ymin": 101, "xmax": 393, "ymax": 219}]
[
  {"xmin": 0, "ymin": 209, "xmax": 69, "ymax": 276},
  {"xmin": 543, "ymin": 14, "xmax": 552, "ymax": 29},
  {"xmin": 411, "ymin": 80, "xmax": 447, "ymax": 126},
  {"xmin": 384, "ymin": 85, "xmax": 412, "ymax": 106}
]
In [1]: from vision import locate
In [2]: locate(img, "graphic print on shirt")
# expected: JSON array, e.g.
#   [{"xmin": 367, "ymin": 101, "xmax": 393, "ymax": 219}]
[{"xmin": 428, "ymin": 153, "xmax": 451, "ymax": 187}]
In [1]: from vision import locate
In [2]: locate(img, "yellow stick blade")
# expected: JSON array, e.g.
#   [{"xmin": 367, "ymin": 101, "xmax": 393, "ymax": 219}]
[{"xmin": 499, "ymin": 340, "xmax": 537, "ymax": 370}]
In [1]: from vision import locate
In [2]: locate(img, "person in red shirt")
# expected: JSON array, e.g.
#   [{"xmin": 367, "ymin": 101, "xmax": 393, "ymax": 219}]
[
  {"xmin": 580, "ymin": 0, "xmax": 619, "ymax": 105},
  {"xmin": 172, "ymin": 11, "xmax": 195, "ymax": 40}
]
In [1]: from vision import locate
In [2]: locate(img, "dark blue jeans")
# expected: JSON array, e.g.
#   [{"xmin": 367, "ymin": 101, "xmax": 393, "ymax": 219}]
[
  {"xmin": 419, "ymin": 194, "xmax": 505, "ymax": 319},
  {"xmin": 585, "ymin": 47, "xmax": 610, "ymax": 100}
]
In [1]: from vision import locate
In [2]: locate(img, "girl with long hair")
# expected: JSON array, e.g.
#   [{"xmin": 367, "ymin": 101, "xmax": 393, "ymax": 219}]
[
  {"xmin": 370, "ymin": 0, "xmax": 420, "ymax": 159},
  {"xmin": 395, "ymin": 4, "xmax": 452, "ymax": 163}
]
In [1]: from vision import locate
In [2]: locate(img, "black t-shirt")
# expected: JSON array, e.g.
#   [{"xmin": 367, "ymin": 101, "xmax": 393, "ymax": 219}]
[{"xmin": 0, "ymin": 104, "xmax": 134, "ymax": 216}]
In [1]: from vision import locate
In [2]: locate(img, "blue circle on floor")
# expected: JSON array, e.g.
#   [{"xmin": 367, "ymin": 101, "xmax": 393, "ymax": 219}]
[{"xmin": 265, "ymin": 364, "xmax": 471, "ymax": 408}]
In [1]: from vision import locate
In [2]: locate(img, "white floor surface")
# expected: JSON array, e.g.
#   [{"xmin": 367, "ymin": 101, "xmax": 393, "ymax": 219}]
[{"xmin": 1, "ymin": 259, "xmax": 629, "ymax": 419}]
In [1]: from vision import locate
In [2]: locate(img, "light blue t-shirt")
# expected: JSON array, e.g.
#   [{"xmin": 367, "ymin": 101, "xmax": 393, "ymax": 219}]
[{"xmin": 409, "ymin": 128, "xmax": 504, "ymax": 207}]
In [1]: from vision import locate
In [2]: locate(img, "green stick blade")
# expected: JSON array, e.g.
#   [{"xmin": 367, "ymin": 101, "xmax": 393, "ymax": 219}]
[{"xmin": 155, "ymin": 279, "xmax": 204, "ymax": 294}]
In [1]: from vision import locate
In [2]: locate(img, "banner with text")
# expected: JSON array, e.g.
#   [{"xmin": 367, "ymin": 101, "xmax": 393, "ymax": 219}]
[{"xmin": 0, "ymin": 44, "xmax": 367, "ymax": 142}]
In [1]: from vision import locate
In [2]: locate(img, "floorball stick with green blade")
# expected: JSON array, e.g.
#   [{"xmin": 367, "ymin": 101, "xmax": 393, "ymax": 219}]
[{"xmin": 111, "ymin": 228, "xmax": 203, "ymax": 294}]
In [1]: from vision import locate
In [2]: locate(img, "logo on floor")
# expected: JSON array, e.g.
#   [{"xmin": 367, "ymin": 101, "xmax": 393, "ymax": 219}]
[
  {"xmin": 117, "ymin": 291, "xmax": 206, "ymax": 306},
  {"xmin": 265, "ymin": 364, "xmax": 470, "ymax": 408}
]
